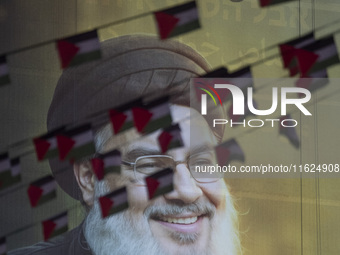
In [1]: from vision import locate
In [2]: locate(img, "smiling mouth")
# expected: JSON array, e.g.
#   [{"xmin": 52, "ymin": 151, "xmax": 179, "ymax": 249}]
[{"xmin": 159, "ymin": 216, "xmax": 198, "ymax": 224}]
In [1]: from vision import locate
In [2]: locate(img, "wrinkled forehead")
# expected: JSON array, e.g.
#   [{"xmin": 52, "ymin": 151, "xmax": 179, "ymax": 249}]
[{"xmin": 103, "ymin": 105, "xmax": 218, "ymax": 158}]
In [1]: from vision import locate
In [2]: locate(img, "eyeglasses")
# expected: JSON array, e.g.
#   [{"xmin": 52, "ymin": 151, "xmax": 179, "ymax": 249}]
[{"xmin": 121, "ymin": 150, "xmax": 223, "ymax": 184}]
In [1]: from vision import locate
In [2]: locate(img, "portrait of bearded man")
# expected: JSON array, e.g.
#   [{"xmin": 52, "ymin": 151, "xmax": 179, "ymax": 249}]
[{"xmin": 9, "ymin": 35, "xmax": 241, "ymax": 255}]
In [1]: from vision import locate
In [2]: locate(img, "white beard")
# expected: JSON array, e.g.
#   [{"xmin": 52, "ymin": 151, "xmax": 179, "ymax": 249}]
[{"xmin": 84, "ymin": 181, "xmax": 241, "ymax": 255}]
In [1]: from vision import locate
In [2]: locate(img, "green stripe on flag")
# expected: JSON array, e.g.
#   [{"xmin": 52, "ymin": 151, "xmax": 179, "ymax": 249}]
[
  {"xmin": 309, "ymin": 55, "xmax": 339, "ymax": 74},
  {"xmin": 38, "ymin": 191, "xmax": 57, "ymax": 205},
  {"xmin": 50, "ymin": 226, "xmax": 68, "ymax": 239},
  {"xmin": 66, "ymin": 143, "xmax": 95, "ymax": 160},
  {"xmin": 0, "ymin": 75, "xmax": 10, "ymax": 86},
  {"xmin": 0, "ymin": 171, "xmax": 21, "ymax": 190},
  {"xmin": 105, "ymin": 166, "xmax": 121, "ymax": 175},
  {"xmin": 143, "ymin": 115, "xmax": 172, "ymax": 134},
  {"xmin": 109, "ymin": 202, "xmax": 129, "ymax": 216},
  {"xmin": 169, "ymin": 20, "xmax": 200, "ymax": 38},
  {"xmin": 152, "ymin": 185, "xmax": 173, "ymax": 198},
  {"xmin": 69, "ymin": 50, "xmax": 101, "ymax": 67}
]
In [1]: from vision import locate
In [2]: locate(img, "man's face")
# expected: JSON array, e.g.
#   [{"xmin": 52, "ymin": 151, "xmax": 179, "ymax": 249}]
[{"xmin": 84, "ymin": 105, "xmax": 239, "ymax": 255}]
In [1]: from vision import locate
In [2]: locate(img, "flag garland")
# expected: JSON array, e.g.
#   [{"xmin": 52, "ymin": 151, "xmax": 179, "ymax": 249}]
[
  {"xmin": 154, "ymin": 1, "xmax": 200, "ymax": 40},
  {"xmin": 42, "ymin": 211, "xmax": 68, "ymax": 241},
  {"xmin": 91, "ymin": 150, "xmax": 121, "ymax": 181},
  {"xmin": 99, "ymin": 187, "xmax": 129, "ymax": 218},
  {"xmin": 33, "ymin": 127, "xmax": 65, "ymax": 161},
  {"xmin": 145, "ymin": 168, "xmax": 174, "ymax": 199},
  {"xmin": 0, "ymin": 154, "xmax": 21, "ymax": 191},
  {"xmin": 56, "ymin": 124, "xmax": 96, "ymax": 161},
  {"xmin": 56, "ymin": 30, "xmax": 101, "ymax": 69},
  {"xmin": 132, "ymin": 96, "xmax": 172, "ymax": 134},
  {"xmin": 27, "ymin": 175, "xmax": 57, "ymax": 208}
]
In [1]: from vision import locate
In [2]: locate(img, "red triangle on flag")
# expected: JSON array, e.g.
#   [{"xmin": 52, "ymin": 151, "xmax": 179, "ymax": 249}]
[
  {"xmin": 280, "ymin": 44, "xmax": 297, "ymax": 68},
  {"xmin": 91, "ymin": 158, "xmax": 105, "ymax": 180},
  {"xmin": 158, "ymin": 131, "xmax": 173, "ymax": 153},
  {"xmin": 154, "ymin": 12, "xmax": 179, "ymax": 40},
  {"xmin": 43, "ymin": 220, "xmax": 57, "ymax": 241},
  {"xmin": 259, "ymin": 0, "xmax": 272, "ymax": 7},
  {"xmin": 215, "ymin": 146, "xmax": 231, "ymax": 166},
  {"xmin": 56, "ymin": 135, "xmax": 75, "ymax": 160},
  {"xmin": 145, "ymin": 177, "xmax": 160, "ymax": 199},
  {"xmin": 56, "ymin": 40, "xmax": 80, "ymax": 69},
  {"xmin": 33, "ymin": 138, "xmax": 51, "ymax": 161},
  {"xmin": 109, "ymin": 109, "xmax": 128, "ymax": 134},
  {"xmin": 99, "ymin": 196, "xmax": 114, "ymax": 218},
  {"xmin": 295, "ymin": 49, "xmax": 319, "ymax": 76},
  {"xmin": 132, "ymin": 107, "xmax": 153, "ymax": 133},
  {"xmin": 27, "ymin": 185, "xmax": 43, "ymax": 207}
]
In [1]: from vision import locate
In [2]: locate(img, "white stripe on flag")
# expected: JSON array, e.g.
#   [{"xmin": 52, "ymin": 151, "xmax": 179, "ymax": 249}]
[
  {"xmin": 315, "ymin": 43, "xmax": 338, "ymax": 62},
  {"xmin": 104, "ymin": 156, "xmax": 120, "ymax": 167},
  {"xmin": 229, "ymin": 79, "xmax": 252, "ymax": 90},
  {"xmin": 10, "ymin": 164, "xmax": 20, "ymax": 176},
  {"xmin": 309, "ymin": 69, "xmax": 327, "ymax": 78},
  {"xmin": 108, "ymin": 190, "xmax": 128, "ymax": 205},
  {"xmin": 76, "ymin": 38, "xmax": 100, "ymax": 54},
  {"xmin": 295, "ymin": 37, "xmax": 315, "ymax": 48},
  {"xmin": 0, "ymin": 64, "xmax": 8, "ymax": 76},
  {"xmin": 47, "ymin": 137, "xmax": 58, "ymax": 150},
  {"xmin": 156, "ymin": 172, "xmax": 173, "ymax": 187},
  {"xmin": 0, "ymin": 159, "xmax": 10, "ymax": 173},
  {"xmin": 229, "ymin": 143, "xmax": 243, "ymax": 155},
  {"xmin": 174, "ymin": 7, "xmax": 198, "ymax": 26},
  {"xmin": 54, "ymin": 215, "xmax": 68, "ymax": 230},
  {"xmin": 41, "ymin": 180, "xmax": 57, "ymax": 195},
  {"xmin": 150, "ymin": 103, "xmax": 170, "ymax": 120},
  {"xmin": 72, "ymin": 130, "xmax": 94, "ymax": 147}
]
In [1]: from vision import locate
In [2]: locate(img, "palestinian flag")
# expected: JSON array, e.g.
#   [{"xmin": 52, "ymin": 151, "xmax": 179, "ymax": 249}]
[
  {"xmin": 296, "ymin": 69, "xmax": 329, "ymax": 96},
  {"xmin": 99, "ymin": 187, "xmax": 129, "ymax": 218},
  {"xmin": 56, "ymin": 30, "xmax": 101, "ymax": 69},
  {"xmin": 42, "ymin": 211, "xmax": 68, "ymax": 241},
  {"xmin": 132, "ymin": 96, "xmax": 172, "ymax": 134},
  {"xmin": 154, "ymin": 1, "xmax": 200, "ymax": 40},
  {"xmin": 0, "ymin": 237, "xmax": 6, "ymax": 255},
  {"xmin": 279, "ymin": 116, "xmax": 300, "ymax": 149},
  {"xmin": 157, "ymin": 124, "xmax": 184, "ymax": 153},
  {"xmin": 299, "ymin": 36, "xmax": 339, "ymax": 76},
  {"xmin": 0, "ymin": 154, "xmax": 21, "ymax": 190},
  {"xmin": 109, "ymin": 99, "xmax": 142, "ymax": 134},
  {"xmin": 56, "ymin": 124, "xmax": 95, "ymax": 161},
  {"xmin": 279, "ymin": 33, "xmax": 315, "ymax": 76},
  {"xmin": 27, "ymin": 175, "xmax": 57, "ymax": 208},
  {"xmin": 33, "ymin": 127, "xmax": 65, "ymax": 161},
  {"xmin": 259, "ymin": 0, "xmax": 296, "ymax": 7},
  {"xmin": 145, "ymin": 168, "xmax": 174, "ymax": 199},
  {"xmin": 215, "ymin": 139, "xmax": 245, "ymax": 166},
  {"xmin": 91, "ymin": 150, "xmax": 121, "ymax": 181},
  {"xmin": 0, "ymin": 55, "xmax": 10, "ymax": 86}
]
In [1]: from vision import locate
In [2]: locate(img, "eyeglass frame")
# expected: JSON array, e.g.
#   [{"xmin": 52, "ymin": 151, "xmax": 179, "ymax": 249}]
[{"xmin": 121, "ymin": 151, "xmax": 222, "ymax": 184}]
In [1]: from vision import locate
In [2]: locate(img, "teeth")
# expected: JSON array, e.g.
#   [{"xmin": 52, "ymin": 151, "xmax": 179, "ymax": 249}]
[{"xmin": 160, "ymin": 216, "xmax": 198, "ymax": 224}]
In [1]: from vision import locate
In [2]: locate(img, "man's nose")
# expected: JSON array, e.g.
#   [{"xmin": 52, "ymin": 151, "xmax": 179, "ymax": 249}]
[{"xmin": 164, "ymin": 163, "xmax": 202, "ymax": 203}]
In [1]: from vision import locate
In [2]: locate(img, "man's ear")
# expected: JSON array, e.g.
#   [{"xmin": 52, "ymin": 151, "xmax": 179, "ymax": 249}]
[{"xmin": 73, "ymin": 161, "xmax": 95, "ymax": 207}]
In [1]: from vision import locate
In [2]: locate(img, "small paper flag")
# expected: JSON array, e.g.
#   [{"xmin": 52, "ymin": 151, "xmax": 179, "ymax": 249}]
[
  {"xmin": 56, "ymin": 30, "xmax": 101, "ymax": 69},
  {"xmin": 154, "ymin": 1, "xmax": 200, "ymax": 39},
  {"xmin": 42, "ymin": 211, "xmax": 68, "ymax": 241},
  {"xmin": 99, "ymin": 187, "xmax": 129, "ymax": 218},
  {"xmin": 145, "ymin": 168, "xmax": 174, "ymax": 199},
  {"xmin": 157, "ymin": 124, "xmax": 184, "ymax": 153},
  {"xmin": 56, "ymin": 124, "xmax": 95, "ymax": 161},
  {"xmin": 27, "ymin": 175, "xmax": 57, "ymax": 208},
  {"xmin": 91, "ymin": 150, "xmax": 121, "ymax": 180},
  {"xmin": 0, "ymin": 154, "xmax": 21, "ymax": 190}
]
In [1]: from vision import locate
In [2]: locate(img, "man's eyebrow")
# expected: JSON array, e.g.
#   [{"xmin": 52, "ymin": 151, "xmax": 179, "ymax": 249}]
[
  {"xmin": 123, "ymin": 147, "xmax": 162, "ymax": 162},
  {"xmin": 189, "ymin": 144, "xmax": 214, "ymax": 156}
]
